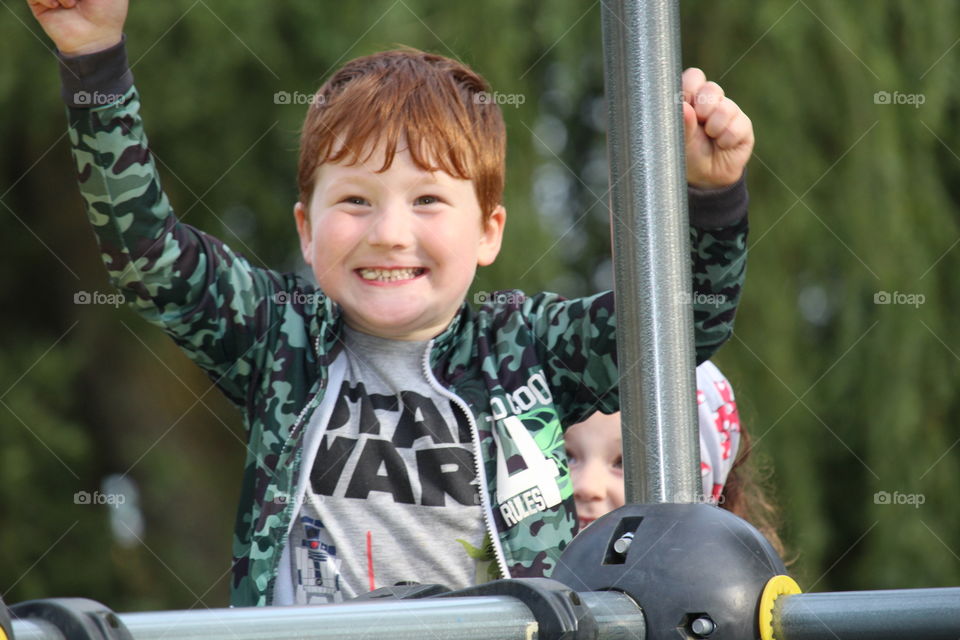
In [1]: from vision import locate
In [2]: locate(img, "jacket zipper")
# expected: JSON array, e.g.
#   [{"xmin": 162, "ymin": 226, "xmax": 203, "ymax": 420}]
[
  {"xmin": 420, "ymin": 340, "xmax": 510, "ymax": 580},
  {"xmin": 263, "ymin": 338, "xmax": 328, "ymax": 604}
]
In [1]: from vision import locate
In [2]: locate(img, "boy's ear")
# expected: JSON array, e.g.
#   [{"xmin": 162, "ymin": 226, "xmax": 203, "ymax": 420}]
[
  {"xmin": 478, "ymin": 204, "xmax": 507, "ymax": 267},
  {"xmin": 294, "ymin": 201, "xmax": 313, "ymax": 266}
]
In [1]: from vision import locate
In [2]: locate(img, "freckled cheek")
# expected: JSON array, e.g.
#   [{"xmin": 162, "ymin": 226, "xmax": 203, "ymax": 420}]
[{"xmin": 314, "ymin": 218, "xmax": 365, "ymax": 257}]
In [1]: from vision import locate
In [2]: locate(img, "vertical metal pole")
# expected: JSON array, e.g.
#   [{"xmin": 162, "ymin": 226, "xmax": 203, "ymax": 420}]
[{"xmin": 601, "ymin": 0, "xmax": 701, "ymax": 504}]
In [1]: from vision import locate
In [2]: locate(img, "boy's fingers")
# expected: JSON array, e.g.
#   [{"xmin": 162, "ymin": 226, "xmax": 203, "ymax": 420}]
[
  {"xmin": 682, "ymin": 102, "xmax": 698, "ymax": 144},
  {"xmin": 703, "ymin": 98, "xmax": 738, "ymax": 139},
  {"xmin": 713, "ymin": 126, "xmax": 743, "ymax": 151},
  {"xmin": 714, "ymin": 113, "xmax": 753, "ymax": 150},
  {"xmin": 681, "ymin": 67, "xmax": 706, "ymax": 105},
  {"xmin": 692, "ymin": 81, "xmax": 725, "ymax": 121},
  {"xmin": 32, "ymin": 0, "xmax": 76, "ymax": 10}
]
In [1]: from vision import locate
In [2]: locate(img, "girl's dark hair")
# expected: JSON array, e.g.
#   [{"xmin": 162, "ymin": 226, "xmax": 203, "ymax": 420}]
[{"xmin": 719, "ymin": 423, "xmax": 787, "ymax": 560}]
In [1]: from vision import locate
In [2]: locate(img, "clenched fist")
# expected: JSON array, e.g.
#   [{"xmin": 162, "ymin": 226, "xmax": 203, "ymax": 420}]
[
  {"xmin": 28, "ymin": 0, "xmax": 128, "ymax": 56},
  {"xmin": 682, "ymin": 68, "xmax": 754, "ymax": 189}
]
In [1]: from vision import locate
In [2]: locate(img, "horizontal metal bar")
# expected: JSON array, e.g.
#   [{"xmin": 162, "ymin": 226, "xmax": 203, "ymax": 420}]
[
  {"xmin": 776, "ymin": 588, "xmax": 960, "ymax": 640},
  {"xmin": 10, "ymin": 591, "xmax": 644, "ymax": 640}
]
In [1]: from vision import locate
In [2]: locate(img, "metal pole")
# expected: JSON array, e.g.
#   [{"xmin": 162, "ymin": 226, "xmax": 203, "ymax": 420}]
[
  {"xmin": 775, "ymin": 589, "xmax": 960, "ymax": 640},
  {"xmin": 10, "ymin": 591, "xmax": 645, "ymax": 640},
  {"xmin": 601, "ymin": 0, "xmax": 701, "ymax": 504}
]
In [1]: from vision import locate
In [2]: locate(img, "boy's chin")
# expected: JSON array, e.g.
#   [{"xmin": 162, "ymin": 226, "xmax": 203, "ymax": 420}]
[{"xmin": 342, "ymin": 309, "xmax": 452, "ymax": 341}]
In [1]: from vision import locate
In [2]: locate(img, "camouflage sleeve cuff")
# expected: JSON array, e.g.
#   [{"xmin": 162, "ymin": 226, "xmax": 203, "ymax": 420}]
[
  {"xmin": 688, "ymin": 170, "xmax": 749, "ymax": 229},
  {"xmin": 57, "ymin": 35, "xmax": 133, "ymax": 108}
]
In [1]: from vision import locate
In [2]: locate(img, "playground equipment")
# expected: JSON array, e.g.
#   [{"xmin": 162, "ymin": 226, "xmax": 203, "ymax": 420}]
[{"xmin": 4, "ymin": 0, "xmax": 958, "ymax": 638}]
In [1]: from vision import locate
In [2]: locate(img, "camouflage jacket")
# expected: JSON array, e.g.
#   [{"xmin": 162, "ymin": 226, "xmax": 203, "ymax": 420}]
[{"xmin": 61, "ymin": 42, "xmax": 748, "ymax": 607}]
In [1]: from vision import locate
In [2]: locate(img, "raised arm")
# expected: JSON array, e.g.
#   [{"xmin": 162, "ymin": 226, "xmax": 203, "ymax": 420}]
[
  {"xmin": 31, "ymin": 0, "xmax": 319, "ymax": 408},
  {"xmin": 531, "ymin": 179, "xmax": 748, "ymax": 428},
  {"xmin": 535, "ymin": 62, "xmax": 755, "ymax": 425}
]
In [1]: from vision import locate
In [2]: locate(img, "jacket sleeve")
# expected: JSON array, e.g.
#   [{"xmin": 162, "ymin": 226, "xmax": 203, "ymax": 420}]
[
  {"xmin": 532, "ymin": 178, "xmax": 749, "ymax": 427},
  {"xmin": 60, "ymin": 39, "xmax": 319, "ymax": 409},
  {"xmin": 688, "ymin": 175, "xmax": 749, "ymax": 363}
]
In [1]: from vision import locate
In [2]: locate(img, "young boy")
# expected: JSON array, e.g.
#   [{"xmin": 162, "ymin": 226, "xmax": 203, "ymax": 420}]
[{"xmin": 30, "ymin": 0, "xmax": 754, "ymax": 606}]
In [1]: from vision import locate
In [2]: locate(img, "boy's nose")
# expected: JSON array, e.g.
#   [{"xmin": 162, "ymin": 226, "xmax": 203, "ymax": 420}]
[{"xmin": 367, "ymin": 202, "xmax": 415, "ymax": 249}]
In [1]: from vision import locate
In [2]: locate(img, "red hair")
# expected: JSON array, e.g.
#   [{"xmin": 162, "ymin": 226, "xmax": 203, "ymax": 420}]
[{"xmin": 297, "ymin": 47, "xmax": 506, "ymax": 221}]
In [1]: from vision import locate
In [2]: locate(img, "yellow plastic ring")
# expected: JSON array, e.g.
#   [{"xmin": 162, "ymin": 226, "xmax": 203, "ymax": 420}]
[{"xmin": 758, "ymin": 574, "xmax": 802, "ymax": 640}]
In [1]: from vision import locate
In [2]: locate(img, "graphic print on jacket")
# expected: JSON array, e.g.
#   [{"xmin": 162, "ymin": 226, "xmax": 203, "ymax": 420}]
[
  {"xmin": 492, "ymin": 387, "xmax": 568, "ymax": 528},
  {"xmin": 478, "ymin": 361, "xmax": 576, "ymax": 575}
]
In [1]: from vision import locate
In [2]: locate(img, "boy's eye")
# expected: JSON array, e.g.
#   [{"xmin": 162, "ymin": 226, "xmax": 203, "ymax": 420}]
[
  {"xmin": 342, "ymin": 196, "xmax": 368, "ymax": 206},
  {"xmin": 414, "ymin": 195, "xmax": 440, "ymax": 206},
  {"xmin": 564, "ymin": 448, "xmax": 579, "ymax": 465},
  {"xmin": 612, "ymin": 455, "xmax": 623, "ymax": 470}
]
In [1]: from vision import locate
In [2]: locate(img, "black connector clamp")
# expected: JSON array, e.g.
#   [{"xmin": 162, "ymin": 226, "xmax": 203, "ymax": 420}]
[
  {"xmin": 552, "ymin": 503, "xmax": 788, "ymax": 640},
  {"xmin": 349, "ymin": 577, "xmax": 598, "ymax": 640},
  {"xmin": 10, "ymin": 598, "xmax": 133, "ymax": 640},
  {"xmin": 437, "ymin": 578, "xmax": 599, "ymax": 640}
]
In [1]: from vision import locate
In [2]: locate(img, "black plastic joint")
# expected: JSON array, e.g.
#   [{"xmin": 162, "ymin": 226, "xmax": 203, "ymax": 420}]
[
  {"xmin": 10, "ymin": 598, "xmax": 133, "ymax": 640},
  {"xmin": 551, "ymin": 503, "xmax": 788, "ymax": 640},
  {"xmin": 437, "ymin": 578, "xmax": 599, "ymax": 640}
]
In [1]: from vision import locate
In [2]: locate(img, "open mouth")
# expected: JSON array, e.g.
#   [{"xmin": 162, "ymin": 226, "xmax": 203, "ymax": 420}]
[
  {"xmin": 578, "ymin": 517, "xmax": 596, "ymax": 530},
  {"xmin": 356, "ymin": 267, "xmax": 426, "ymax": 282}
]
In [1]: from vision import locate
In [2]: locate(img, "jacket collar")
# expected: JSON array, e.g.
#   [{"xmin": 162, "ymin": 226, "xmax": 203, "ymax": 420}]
[{"xmin": 314, "ymin": 298, "xmax": 472, "ymax": 365}]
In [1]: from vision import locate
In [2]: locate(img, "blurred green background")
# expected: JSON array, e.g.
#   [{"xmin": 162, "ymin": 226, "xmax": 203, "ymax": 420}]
[{"xmin": 2, "ymin": 0, "xmax": 959, "ymax": 611}]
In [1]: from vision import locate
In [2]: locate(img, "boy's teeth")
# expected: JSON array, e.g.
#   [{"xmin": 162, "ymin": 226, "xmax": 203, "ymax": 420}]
[{"xmin": 359, "ymin": 267, "xmax": 423, "ymax": 282}]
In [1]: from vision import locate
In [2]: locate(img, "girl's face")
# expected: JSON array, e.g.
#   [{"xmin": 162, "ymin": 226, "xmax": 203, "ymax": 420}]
[{"xmin": 565, "ymin": 411, "xmax": 624, "ymax": 530}]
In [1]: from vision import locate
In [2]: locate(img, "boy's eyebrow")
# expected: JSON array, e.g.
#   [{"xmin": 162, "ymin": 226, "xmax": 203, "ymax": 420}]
[
  {"xmin": 326, "ymin": 173, "xmax": 381, "ymax": 188},
  {"xmin": 325, "ymin": 169, "xmax": 452, "ymax": 193}
]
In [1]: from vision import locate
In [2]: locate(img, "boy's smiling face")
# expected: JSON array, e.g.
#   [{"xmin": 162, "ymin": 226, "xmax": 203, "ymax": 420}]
[{"xmin": 295, "ymin": 141, "xmax": 506, "ymax": 341}]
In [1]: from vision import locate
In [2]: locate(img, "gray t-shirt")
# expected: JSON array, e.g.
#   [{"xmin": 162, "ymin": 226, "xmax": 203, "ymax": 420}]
[{"xmin": 288, "ymin": 326, "xmax": 486, "ymax": 604}]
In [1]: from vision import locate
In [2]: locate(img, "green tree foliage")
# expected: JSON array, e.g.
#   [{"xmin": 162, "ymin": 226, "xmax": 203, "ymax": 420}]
[{"xmin": 2, "ymin": 0, "xmax": 958, "ymax": 611}]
